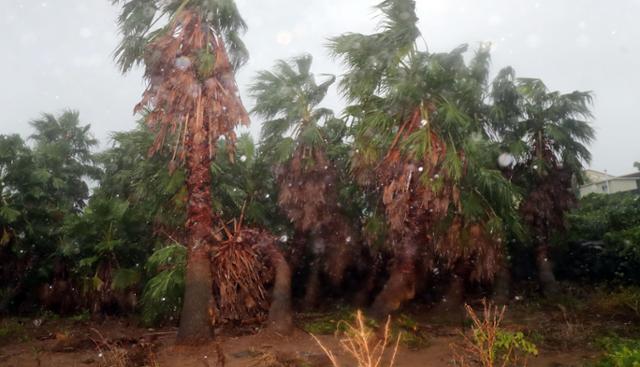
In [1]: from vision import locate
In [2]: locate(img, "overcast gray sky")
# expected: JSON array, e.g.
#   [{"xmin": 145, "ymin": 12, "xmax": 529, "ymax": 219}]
[{"xmin": 1, "ymin": 0, "xmax": 638, "ymax": 175}]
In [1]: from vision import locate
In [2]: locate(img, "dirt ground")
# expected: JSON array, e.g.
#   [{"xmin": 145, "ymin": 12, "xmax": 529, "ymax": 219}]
[{"xmin": 0, "ymin": 302, "xmax": 629, "ymax": 367}]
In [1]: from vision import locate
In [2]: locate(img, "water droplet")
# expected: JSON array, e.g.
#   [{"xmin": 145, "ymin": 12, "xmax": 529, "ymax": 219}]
[{"xmin": 498, "ymin": 153, "xmax": 515, "ymax": 168}]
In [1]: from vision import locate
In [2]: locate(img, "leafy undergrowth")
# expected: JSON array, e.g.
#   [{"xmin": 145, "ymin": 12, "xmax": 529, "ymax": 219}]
[
  {"xmin": 592, "ymin": 337, "xmax": 640, "ymax": 367},
  {"xmin": 301, "ymin": 306, "xmax": 430, "ymax": 350},
  {"xmin": 452, "ymin": 300, "xmax": 538, "ymax": 367},
  {"xmin": 0, "ymin": 319, "xmax": 29, "ymax": 346},
  {"xmin": 311, "ymin": 310, "xmax": 401, "ymax": 367},
  {"xmin": 504, "ymin": 284, "xmax": 640, "ymax": 353}
]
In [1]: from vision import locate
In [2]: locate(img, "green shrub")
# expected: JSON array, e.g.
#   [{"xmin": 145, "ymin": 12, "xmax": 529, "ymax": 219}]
[
  {"xmin": 140, "ymin": 244, "xmax": 186, "ymax": 326},
  {"xmin": 556, "ymin": 192, "xmax": 640, "ymax": 284},
  {"xmin": 594, "ymin": 337, "xmax": 640, "ymax": 367},
  {"xmin": 590, "ymin": 287, "xmax": 640, "ymax": 319}
]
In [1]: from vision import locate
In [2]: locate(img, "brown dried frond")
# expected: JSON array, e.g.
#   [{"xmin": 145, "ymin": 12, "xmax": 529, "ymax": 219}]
[
  {"xmin": 311, "ymin": 310, "xmax": 401, "ymax": 367},
  {"xmin": 433, "ymin": 220, "xmax": 502, "ymax": 283},
  {"xmin": 210, "ymin": 226, "xmax": 275, "ymax": 325},
  {"xmin": 276, "ymin": 147, "xmax": 339, "ymax": 233},
  {"xmin": 376, "ymin": 107, "xmax": 455, "ymax": 263},
  {"xmin": 137, "ymin": 9, "xmax": 249, "ymax": 166},
  {"xmin": 378, "ymin": 106, "xmax": 504, "ymax": 283},
  {"xmin": 519, "ymin": 161, "xmax": 575, "ymax": 243}
]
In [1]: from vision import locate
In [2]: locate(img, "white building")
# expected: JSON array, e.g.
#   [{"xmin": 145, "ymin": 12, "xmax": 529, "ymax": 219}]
[{"xmin": 579, "ymin": 169, "xmax": 640, "ymax": 197}]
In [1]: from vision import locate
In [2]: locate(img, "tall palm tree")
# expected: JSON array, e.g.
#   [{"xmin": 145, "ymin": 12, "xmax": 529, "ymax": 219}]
[
  {"xmin": 250, "ymin": 55, "xmax": 356, "ymax": 307},
  {"xmin": 330, "ymin": 0, "xmax": 520, "ymax": 317},
  {"xmin": 492, "ymin": 73, "xmax": 595, "ymax": 296},
  {"xmin": 113, "ymin": 0, "xmax": 249, "ymax": 344}
]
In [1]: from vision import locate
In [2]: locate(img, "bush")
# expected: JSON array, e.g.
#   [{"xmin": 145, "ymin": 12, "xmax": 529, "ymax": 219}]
[
  {"xmin": 555, "ymin": 192, "xmax": 640, "ymax": 284},
  {"xmin": 594, "ymin": 337, "xmax": 640, "ymax": 367},
  {"xmin": 452, "ymin": 300, "xmax": 538, "ymax": 367},
  {"xmin": 590, "ymin": 286, "xmax": 640, "ymax": 320},
  {"xmin": 140, "ymin": 244, "xmax": 186, "ymax": 326}
]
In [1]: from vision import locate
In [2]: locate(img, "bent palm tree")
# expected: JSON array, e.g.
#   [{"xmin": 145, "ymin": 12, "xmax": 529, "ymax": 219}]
[
  {"xmin": 331, "ymin": 0, "xmax": 520, "ymax": 317},
  {"xmin": 113, "ymin": 0, "xmax": 249, "ymax": 344},
  {"xmin": 250, "ymin": 55, "xmax": 356, "ymax": 307},
  {"xmin": 493, "ymin": 73, "xmax": 595, "ymax": 296}
]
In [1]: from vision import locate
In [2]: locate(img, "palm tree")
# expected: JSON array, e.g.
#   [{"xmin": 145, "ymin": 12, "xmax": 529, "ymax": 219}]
[
  {"xmin": 29, "ymin": 110, "xmax": 99, "ymax": 212},
  {"xmin": 330, "ymin": 0, "xmax": 520, "ymax": 317},
  {"xmin": 492, "ymin": 73, "xmax": 595, "ymax": 296},
  {"xmin": 113, "ymin": 0, "xmax": 249, "ymax": 344},
  {"xmin": 250, "ymin": 55, "xmax": 356, "ymax": 307},
  {"xmin": 1, "ymin": 111, "xmax": 99, "ymax": 313},
  {"xmin": 0, "ymin": 134, "xmax": 37, "ymax": 312}
]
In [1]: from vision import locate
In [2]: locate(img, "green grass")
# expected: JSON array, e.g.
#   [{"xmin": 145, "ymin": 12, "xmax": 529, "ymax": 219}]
[{"xmin": 0, "ymin": 319, "xmax": 29, "ymax": 345}]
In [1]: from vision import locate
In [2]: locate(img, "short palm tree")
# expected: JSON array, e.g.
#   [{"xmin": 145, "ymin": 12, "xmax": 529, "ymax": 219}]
[
  {"xmin": 29, "ymin": 110, "xmax": 99, "ymax": 212},
  {"xmin": 330, "ymin": 0, "xmax": 520, "ymax": 317},
  {"xmin": 113, "ymin": 0, "xmax": 249, "ymax": 344},
  {"xmin": 250, "ymin": 55, "xmax": 356, "ymax": 307},
  {"xmin": 492, "ymin": 73, "xmax": 595, "ymax": 295},
  {"xmin": 1, "ymin": 111, "xmax": 99, "ymax": 313}
]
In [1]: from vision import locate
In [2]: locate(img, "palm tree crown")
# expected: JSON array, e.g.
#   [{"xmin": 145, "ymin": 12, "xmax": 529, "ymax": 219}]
[{"xmin": 250, "ymin": 54, "xmax": 337, "ymax": 163}]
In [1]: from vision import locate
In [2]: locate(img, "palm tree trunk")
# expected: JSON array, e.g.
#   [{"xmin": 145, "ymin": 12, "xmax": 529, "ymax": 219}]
[
  {"xmin": 353, "ymin": 255, "xmax": 381, "ymax": 307},
  {"xmin": 176, "ymin": 117, "xmax": 215, "ymax": 345},
  {"xmin": 536, "ymin": 243, "xmax": 559, "ymax": 297},
  {"xmin": 492, "ymin": 259, "xmax": 511, "ymax": 305},
  {"xmin": 262, "ymin": 243, "xmax": 293, "ymax": 335},
  {"xmin": 433, "ymin": 263, "xmax": 467, "ymax": 312},
  {"xmin": 369, "ymin": 238, "xmax": 416, "ymax": 319},
  {"xmin": 325, "ymin": 239, "xmax": 350, "ymax": 289},
  {"xmin": 303, "ymin": 257, "xmax": 322, "ymax": 309},
  {"xmin": 303, "ymin": 236, "xmax": 325, "ymax": 309}
]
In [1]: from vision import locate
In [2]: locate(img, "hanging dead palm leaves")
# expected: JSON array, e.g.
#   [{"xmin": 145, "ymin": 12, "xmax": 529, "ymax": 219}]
[
  {"xmin": 276, "ymin": 147, "xmax": 338, "ymax": 233},
  {"xmin": 137, "ymin": 9, "xmax": 249, "ymax": 168},
  {"xmin": 210, "ymin": 221, "xmax": 275, "ymax": 326}
]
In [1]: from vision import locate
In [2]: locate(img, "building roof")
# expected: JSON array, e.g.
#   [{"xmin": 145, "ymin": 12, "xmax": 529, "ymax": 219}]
[{"xmin": 581, "ymin": 170, "xmax": 640, "ymax": 187}]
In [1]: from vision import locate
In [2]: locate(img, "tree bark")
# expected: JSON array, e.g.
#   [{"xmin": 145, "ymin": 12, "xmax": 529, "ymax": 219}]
[
  {"xmin": 303, "ymin": 257, "xmax": 322, "ymax": 309},
  {"xmin": 176, "ymin": 115, "xmax": 215, "ymax": 345},
  {"xmin": 262, "ymin": 243, "xmax": 294, "ymax": 335},
  {"xmin": 492, "ymin": 260, "xmax": 511, "ymax": 305},
  {"xmin": 369, "ymin": 244, "xmax": 416, "ymax": 320},
  {"xmin": 325, "ymin": 239, "xmax": 350, "ymax": 289},
  {"xmin": 303, "ymin": 236, "xmax": 324, "ymax": 309},
  {"xmin": 536, "ymin": 244, "xmax": 559, "ymax": 297},
  {"xmin": 353, "ymin": 255, "xmax": 381, "ymax": 308},
  {"xmin": 430, "ymin": 263, "xmax": 468, "ymax": 324},
  {"xmin": 433, "ymin": 273, "xmax": 465, "ymax": 314}
]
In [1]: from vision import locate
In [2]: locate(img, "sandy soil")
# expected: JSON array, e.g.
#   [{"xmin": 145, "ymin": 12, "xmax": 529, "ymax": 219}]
[{"xmin": 0, "ymin": 314, "xmax": 597, "ymax": 367}]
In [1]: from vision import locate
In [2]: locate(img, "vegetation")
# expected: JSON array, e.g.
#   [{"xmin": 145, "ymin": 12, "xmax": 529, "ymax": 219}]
[
  {"xmin": 312, "ymin": 310, "xmax": 401, "ymax": 367},
  {"xmin": 452, "ymin": 301, "xmax": 538, "ymax": 367},
  {"xmin": 556, "ymin": 192, "xmax": 640, "ymax": 285},
  {"xmin": 594, "ymin": 337, "xmax": 640, "ymax": 367}
]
